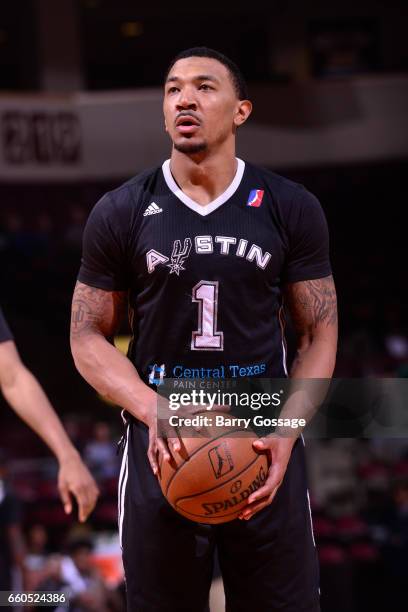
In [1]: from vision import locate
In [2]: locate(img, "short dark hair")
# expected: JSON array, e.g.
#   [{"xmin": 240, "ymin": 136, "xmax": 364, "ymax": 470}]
[
  {"xmin": 67, "ymin": 537, "xmax": 93, "ymax": 555},
  {"xmin": 165, "ymin": 47, "xmax": 248, "ymax": 100}
]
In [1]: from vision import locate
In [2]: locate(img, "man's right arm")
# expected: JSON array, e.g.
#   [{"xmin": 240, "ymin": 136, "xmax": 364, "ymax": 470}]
[
  {"xmin": 70, "ymin": 281, "xmax": 177, "ymax": 472},
  {"xmin": 70, "ymin": 281, "xmax": 156, "ymax": 423}
]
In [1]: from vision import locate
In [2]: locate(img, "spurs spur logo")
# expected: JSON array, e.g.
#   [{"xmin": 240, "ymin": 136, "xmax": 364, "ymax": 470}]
[{"xmin": 167, "ymin": 238, "xmax": 192, "ymax": 276}]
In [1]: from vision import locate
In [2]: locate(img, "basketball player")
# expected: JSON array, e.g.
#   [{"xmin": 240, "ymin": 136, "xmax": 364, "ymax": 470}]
[
  {"xmin": 70, "ymin": 47, "xmax": 337, "ymax": 611},
  {"xmin": 0, "ymin": 306, "xmax": 99, "ymax": 522}
]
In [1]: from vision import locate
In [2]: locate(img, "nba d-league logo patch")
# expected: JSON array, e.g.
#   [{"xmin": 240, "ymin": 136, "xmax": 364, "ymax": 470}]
[{"xmin": 246, "ymin": 189, "xmax": 264, "ymax": 207}]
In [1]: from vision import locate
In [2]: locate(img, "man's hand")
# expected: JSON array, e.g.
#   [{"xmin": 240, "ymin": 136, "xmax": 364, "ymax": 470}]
[
  {"xmin": 58, "ymin": 452, "xmax": 100, "ymax": 522},
  {"xmin": 145, "ymin": 399, "xmax": 231, "ymax": 477},
  {"xmin": 145, "ymin": 405, "xmax": 181, "ymax": 476},
  {"xmin": 239, "ymin": 436, "xmax": 296, "ymax": 520}
]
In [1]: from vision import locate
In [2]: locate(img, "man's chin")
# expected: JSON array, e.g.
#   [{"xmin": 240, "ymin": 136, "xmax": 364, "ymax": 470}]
[{"xmin": 173, "ymin": 139, "xmax": 208, "ymax": 155}]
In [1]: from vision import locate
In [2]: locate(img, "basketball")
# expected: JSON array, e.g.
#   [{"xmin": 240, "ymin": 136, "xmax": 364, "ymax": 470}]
[{"xmin": 158, "ymin": 412, "xmax": 269, "ymax": 524}]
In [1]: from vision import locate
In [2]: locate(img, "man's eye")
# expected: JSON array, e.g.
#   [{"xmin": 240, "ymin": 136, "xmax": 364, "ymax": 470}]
[
  {"xmin": 199, "ymin": 84, "xmax": 212, "ymax": 91},
  {"xmin": 168, "ymin": 87, "xmax": 179, "ymax": 94}
]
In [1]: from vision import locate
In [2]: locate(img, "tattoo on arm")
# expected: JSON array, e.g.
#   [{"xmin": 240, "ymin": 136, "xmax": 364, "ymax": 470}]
[
  {"xmin": 285, "ymin": 275, "xmax": 338, "ymax": 332},
  {"xmin": 70, "ymin": 282, "xmax": 127, "ymax": 339}
]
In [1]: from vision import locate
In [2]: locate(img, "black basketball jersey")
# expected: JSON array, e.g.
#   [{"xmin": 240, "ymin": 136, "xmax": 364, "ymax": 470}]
[
  {"xmin": 0, "ymin": 307, "xmax": 13, "ymax": 344},
  {"xmin": 78, "ymin": 159, "xmax": 331, "ymax": 385}
]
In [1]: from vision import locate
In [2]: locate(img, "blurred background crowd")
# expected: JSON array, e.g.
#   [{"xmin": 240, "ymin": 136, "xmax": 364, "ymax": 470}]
[{"xmin": 1, "ymin": 1, "xmax": 407, "ymax": 610}]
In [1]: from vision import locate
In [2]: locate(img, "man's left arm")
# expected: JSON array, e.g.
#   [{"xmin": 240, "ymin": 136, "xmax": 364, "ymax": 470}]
[
  {"xmin": 239, "ymin": 275, "xmax": 338, "ymax": 520},
  {"xmin": 285, "ymin": 275, "xmax": 338, "ymax": 378}
]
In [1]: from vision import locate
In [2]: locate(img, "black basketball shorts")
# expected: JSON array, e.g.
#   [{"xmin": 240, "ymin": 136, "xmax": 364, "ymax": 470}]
[{"xmin": 118, "ymin": 419, "xmax": 320, "ymax": 612}]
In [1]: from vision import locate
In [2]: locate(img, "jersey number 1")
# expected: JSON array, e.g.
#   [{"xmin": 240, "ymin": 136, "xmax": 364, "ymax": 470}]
[{"xmin": 191, "ymin": 280, "xmax": 224, "ymax": 351}]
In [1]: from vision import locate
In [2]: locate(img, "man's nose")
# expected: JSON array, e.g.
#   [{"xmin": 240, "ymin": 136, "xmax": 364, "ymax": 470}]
[{"xmin": 176, "ymin": 88, "xmax": 197, "ymax": 110}]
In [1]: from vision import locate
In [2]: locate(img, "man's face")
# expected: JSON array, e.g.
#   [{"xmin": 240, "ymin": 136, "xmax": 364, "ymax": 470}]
[
  {"xmin": 163, "ymin": 57, "xmax": 247, "ymax": 155},
  {"xmin": 72, "ymin": 547, "xmax": 92, "ymax": 573}
]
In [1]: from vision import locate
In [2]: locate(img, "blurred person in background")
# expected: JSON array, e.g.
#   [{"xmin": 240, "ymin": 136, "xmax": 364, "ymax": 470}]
[
  {"xmin": 24, "ymin": 524, "xmax": 53, "ymax": 591},
  {"xmin": 25, "ymin": 524, "xmax": 49, "ymax": 568},
  {"xmin": 84, "ymin": 422, "xmax": 118, "ymax": 481},
  {"xmin": 381, "ymin": 478, "xmax": 408, "ymax": 611},
  {"xmin": 61, "ymin": 416, "xmax": 85, "ymax": 453},
  {"xmin": 52, "ymin": 537, "xmax": 121, "ymax": 612},
  {"xmin": 0, "ymin": 305, "xmax": 99, "ymax": 523}
]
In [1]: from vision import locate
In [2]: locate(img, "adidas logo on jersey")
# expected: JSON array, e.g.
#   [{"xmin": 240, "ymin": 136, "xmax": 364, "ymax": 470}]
[{"xmin": 143, "ymin": 202, "xmax": 163, "ymax": 216}]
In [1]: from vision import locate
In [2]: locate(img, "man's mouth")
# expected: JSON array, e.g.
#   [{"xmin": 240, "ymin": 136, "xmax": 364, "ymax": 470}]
[{"xmin": 175, "ymin": 115, "xmax": 201, "ymax": 135}]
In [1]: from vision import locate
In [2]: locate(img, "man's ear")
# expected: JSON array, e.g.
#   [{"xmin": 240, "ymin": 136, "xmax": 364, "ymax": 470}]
[{"xmin": 234, "ymin": 100, "xmax": 252, "ymax": 128}]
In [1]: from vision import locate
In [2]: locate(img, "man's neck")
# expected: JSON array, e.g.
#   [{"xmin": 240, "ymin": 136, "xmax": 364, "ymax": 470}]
[{"xmin": 169, "ymin": 148, "xmax": 237, "ymax": 206}]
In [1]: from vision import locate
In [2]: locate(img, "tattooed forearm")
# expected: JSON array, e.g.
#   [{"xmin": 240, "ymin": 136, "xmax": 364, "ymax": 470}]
[
  {"xmin": 285, "ymin": 275, "xmax": 338, "ymax": 332},
  {"xmin": 70, "ymin": 282, "xmax": 127, "ymax": 339}
]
